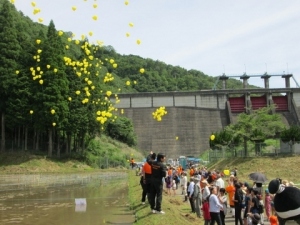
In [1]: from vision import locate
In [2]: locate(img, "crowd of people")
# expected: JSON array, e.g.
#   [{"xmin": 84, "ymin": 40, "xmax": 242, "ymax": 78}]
[{"xmin": 137, "ymin": 155, "xmax": 296, "ymax": 225}]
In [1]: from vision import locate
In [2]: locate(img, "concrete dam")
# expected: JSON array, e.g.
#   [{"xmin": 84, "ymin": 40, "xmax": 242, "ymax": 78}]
[{"xmin": 112, "ymin": 85, "xmax": 300, "ymax": 158}]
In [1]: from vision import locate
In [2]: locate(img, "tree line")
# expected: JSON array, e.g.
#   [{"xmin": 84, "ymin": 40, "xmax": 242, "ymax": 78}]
[{"xmin": 0, "ymin": 0, "xmax": 255, "ymax": 158}]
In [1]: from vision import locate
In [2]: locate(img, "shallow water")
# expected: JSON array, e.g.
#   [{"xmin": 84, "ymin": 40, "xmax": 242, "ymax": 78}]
[{"xmin": 0, "ymin": 178, "xmax": 135, "ymax": 225}]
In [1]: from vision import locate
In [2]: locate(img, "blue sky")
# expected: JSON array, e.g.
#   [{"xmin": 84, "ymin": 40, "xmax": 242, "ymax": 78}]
[{"xmin": 12, "ymin": 0, "xmax": 300, "ymax": 88}]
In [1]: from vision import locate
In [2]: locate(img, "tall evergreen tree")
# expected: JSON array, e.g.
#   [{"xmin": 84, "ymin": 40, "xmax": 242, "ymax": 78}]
[
  {"xmin": 0, "ymin": 0, "xmax": 21, "ymax": 152},
  {"xmin": 32, "ymin": 20, "xmax": 69, "ymax": 156}
]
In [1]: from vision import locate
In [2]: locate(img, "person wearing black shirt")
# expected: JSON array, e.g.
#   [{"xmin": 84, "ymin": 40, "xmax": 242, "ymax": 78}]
[
  {"xmin": 234, "ymin": 182, "xmax": 244, "ymax": 225},
  {"xmin": 147, "ymin": 153, "xmax": 167, "ymax": 214}
]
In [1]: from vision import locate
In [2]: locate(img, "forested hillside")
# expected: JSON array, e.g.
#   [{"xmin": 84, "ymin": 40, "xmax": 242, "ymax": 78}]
[{"xmin": 0, "ymin": 0, "xmax": 254, "ymax": 158}]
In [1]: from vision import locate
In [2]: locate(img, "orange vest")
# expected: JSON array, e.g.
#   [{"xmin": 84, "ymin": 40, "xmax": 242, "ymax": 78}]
[{"xmin": 143, "ymin": 162, "xmax": 152, "ymax": 174}]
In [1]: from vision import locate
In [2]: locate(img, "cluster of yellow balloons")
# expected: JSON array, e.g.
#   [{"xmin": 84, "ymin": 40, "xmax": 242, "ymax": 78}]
[
  {"xmin": 152, "ymin": 107, "xmax": 167, "ymax": 122},
  {"xmin": 12, "ymin": 0, "xmax": 146, "ymax": 128}
]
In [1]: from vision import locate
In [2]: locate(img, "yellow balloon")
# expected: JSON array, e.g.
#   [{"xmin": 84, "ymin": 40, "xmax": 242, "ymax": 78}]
[
  {"xmin": 126, "ymin": 32, "xmax": 130, "ymax": 37},
  {"xmin": 223, "ymin": 170, "xmax": 230, "ymax": 176},
  {"xmin": 175, "ymin": 136, "xmax": 179, "ymax": 140},
  {"xmin": 30, "ymin": 110, "xmax": 34, "ymax": 114},
  {"xmin": 210, "ymin": 134, "xmax": 215, "ymax": 141},
  {"xmin": 93, "ymin": 4, "xmax": 98, "ymax": 8},
  {"xmin": 52, "ymin": 122, "xmax": 56, "ymax": 127},
  {"xmin": 46, "ymin": 65, "xmax": 51, "ymax": 69},
  {"xmin": 31, "ymin": 2, "xmax": 36, "ymax": 7},
  {"xmin": 36, "ymin": 39, "xmax": 41, "ymax": 44},
  {"xmin": 125, "ymin": 1, "xmax": 129, "ymax": 5},
  {"xmin": 39, "ymin": 80, "xmax": 43, "ymax": 85},
  {"xmin": 129, "ymin": 22, "xmax": 134, "ymax": 27},
  {"xmin": 15, "ymin": 70, "xmax": 19, "ymax": 74},
  {"xmin": 126, "ymin": 81, "xmax": 130, "ymax": 86},
  {"xmin": 92, "ymin": 15, "xmax": 98, "ymax": 20},
  {"xmin": 72, "ymin": 6, "xmax": 77, "ymax": 11},
  {"xmin": 58, "ymin": 31, "xmax": 63, "ymax": 36},
  {"xmin": 106, "ymin": 91, "xmax": 112, "ymax": 97},
  {"xmin": 139, "ymin": 68, "xmax": 145, "ymax": 73},
  {"xmin": 38, "ymin": 18, "xmax": 43, "ymax": 23},
  {"xmin": 51, "ymin": 109, "xmax": 55, "ymax": 114},
  {"xmin": 136, "ymin": 39, "xmax": 141, "ymax": 45}
]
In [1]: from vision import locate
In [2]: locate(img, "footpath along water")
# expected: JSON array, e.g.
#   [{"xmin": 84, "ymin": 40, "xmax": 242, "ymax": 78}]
[{"xmin": 0, "ymin": 172, "xmax": 135, "ymax": 225}]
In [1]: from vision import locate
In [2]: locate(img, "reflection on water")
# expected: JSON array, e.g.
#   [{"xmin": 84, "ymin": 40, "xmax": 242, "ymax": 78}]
[{"xmin": 0, "ymin": 176, "xmax": 135, "ymax": 225}]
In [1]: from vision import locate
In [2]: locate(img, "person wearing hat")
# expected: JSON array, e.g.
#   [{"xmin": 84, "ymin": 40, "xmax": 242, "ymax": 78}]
[
  {"xmin": 193, "ymin": 176, "xmax": 202, "ymax": 218},
  {"xmin": 248, "ymin": 213, "xmax": 261, "ymax": 225},
  {"xmin": 202, "ymin": 179, "xmax": 211, "ymax": 202},
  {"xmin": 147, "ymin": 152, "xmax": 167, "ymax": 214}
]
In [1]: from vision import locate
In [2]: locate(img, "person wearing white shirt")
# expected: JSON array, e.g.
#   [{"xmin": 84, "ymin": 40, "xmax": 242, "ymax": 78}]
[
  {"xmin": 209, "ymin": 186, "xmax": 223, "ymax": 225},
  {"xmin": 215, "ymin": 173, "xmax": 225, "ymax": 194},
  {"xmin": 181, "ymin": 172, "xmax": 188, "ymax": 201},
  {"xmin": 187, "ymin": 177, "xmax": 195, "ymax": 213}
]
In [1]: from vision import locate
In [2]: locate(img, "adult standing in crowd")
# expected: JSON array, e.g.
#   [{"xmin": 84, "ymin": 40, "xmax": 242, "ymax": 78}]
[
  {"xmin": 215, "ymin": 172, "xmax": 225, "ymax": 194},
  {"xmin": 219, "ymin": 188, "xmax": 227, "ymax": 225},
  {"xmin": 141, "ymin": 152, "xmax": 156, "ymax": 204},
  {"xmin": 194, "ymin": 176, "xmax": 202, "ymax": 218},
  {"xmin": 234, "ymin": 182, "xmax": 244, "ymax": 225},
  {"xmin": 188, "ymin": 177, "xmax": 196, "ymax": 213},
  {"xmin": 209, "ymin": 186, "xmax": 223, "ymax": 225},
  {"xmin": 147, "ymin": 153, "xmax": 167, "ymax": 214},
  {"xmin": 181, "ymin": 172, "xmax": 188, "ymax": 201},
  {"xmin": 202, "ymin": 179, "xmax": 211, "ymax": 202}
]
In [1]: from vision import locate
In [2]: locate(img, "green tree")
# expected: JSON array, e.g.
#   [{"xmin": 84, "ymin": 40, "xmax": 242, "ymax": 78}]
[
  {"xmin": 280, "ymin": 125, "xmax": 300, "ymax": 153},
  {"xmin": 105, "ymin": 117, "xmax": 137, "ymax": 146},
  {"xmin": 33, "ymin": 20, "xmax": 69, "ymax": 157},
  {"xmin": 0, "ymin": 0, "xmax": 21, "ymax": 152},
  {"xmin": 227, "ymin": 105, "xmax": 285, "ymax": 156}
]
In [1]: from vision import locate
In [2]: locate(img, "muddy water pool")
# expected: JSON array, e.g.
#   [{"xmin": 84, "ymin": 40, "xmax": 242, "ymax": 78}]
[{"xmin": 0, "ymin": 173, "xmax": 135, "ymax": 225}]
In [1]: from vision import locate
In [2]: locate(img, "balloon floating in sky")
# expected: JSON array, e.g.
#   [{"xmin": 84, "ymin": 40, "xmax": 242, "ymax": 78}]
[
  {"xmin": 52, "ymin": 123, "xmax": 56, "ymax": 127},
  {"xmin": 139, "ymin": 68, "xmax": 145, "ymax": 73},
  {"xmin": 126, "ymin": 81, "xmax": 130, "ymax": 86},
  {"xmin": 30, "ymin": 110, "xmax": 34, "ymax": 114},
  {"xmin": 38, "ymin": 18, "xmax": 43, "ymax": 23},
  {"xmin": 93, "ymin": 4, "xmax": 98, "ymax": 8},
  {"xmin": 39, "ymin": 80, "xmax": 43, "ymax": 85},
  {"xmin": 175, "ymin": 136, "xmax": 179, "ymax": 140},
  {"xmin": 36, "ymin": 39, "xmax": 41, "ymax": 44},
  {"xmin": 129, "ymin": 22, "xmax": 134, "ymax": 27},
  {"xmin": 136, "ymin": 39, "xmax": 141, "ymax": 45},
  {"xmin": 126, "ymin": 32, "xmax": 130, "ymax": 37},
  {"xmin": 58, "ymin": 31, "xmax": 63, "ymax": 36},
  {"xmin": 31, "ymin": 2, "xmax": 36, "ymax": 7},
  {"xmin": 72, "ymin": 6, "xmax": 77, "ymax": 11},
  {"xmin": 15, "ymin": 70, "xmax": 19, "ymax": 74},
  {"xmin": 51, "ymin": 109, "xmax": 55, "ymax": 114},
  {"xmin": 92, "ymin": 15, "xmax": 98, "ymax": 20},
  {"xmin": 125, "ymin": 1, "xmax": 129, "ymax": 5},
  {"xmin": 210, "ymin": 134, "xmax": 215, "ymax": 141}
]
